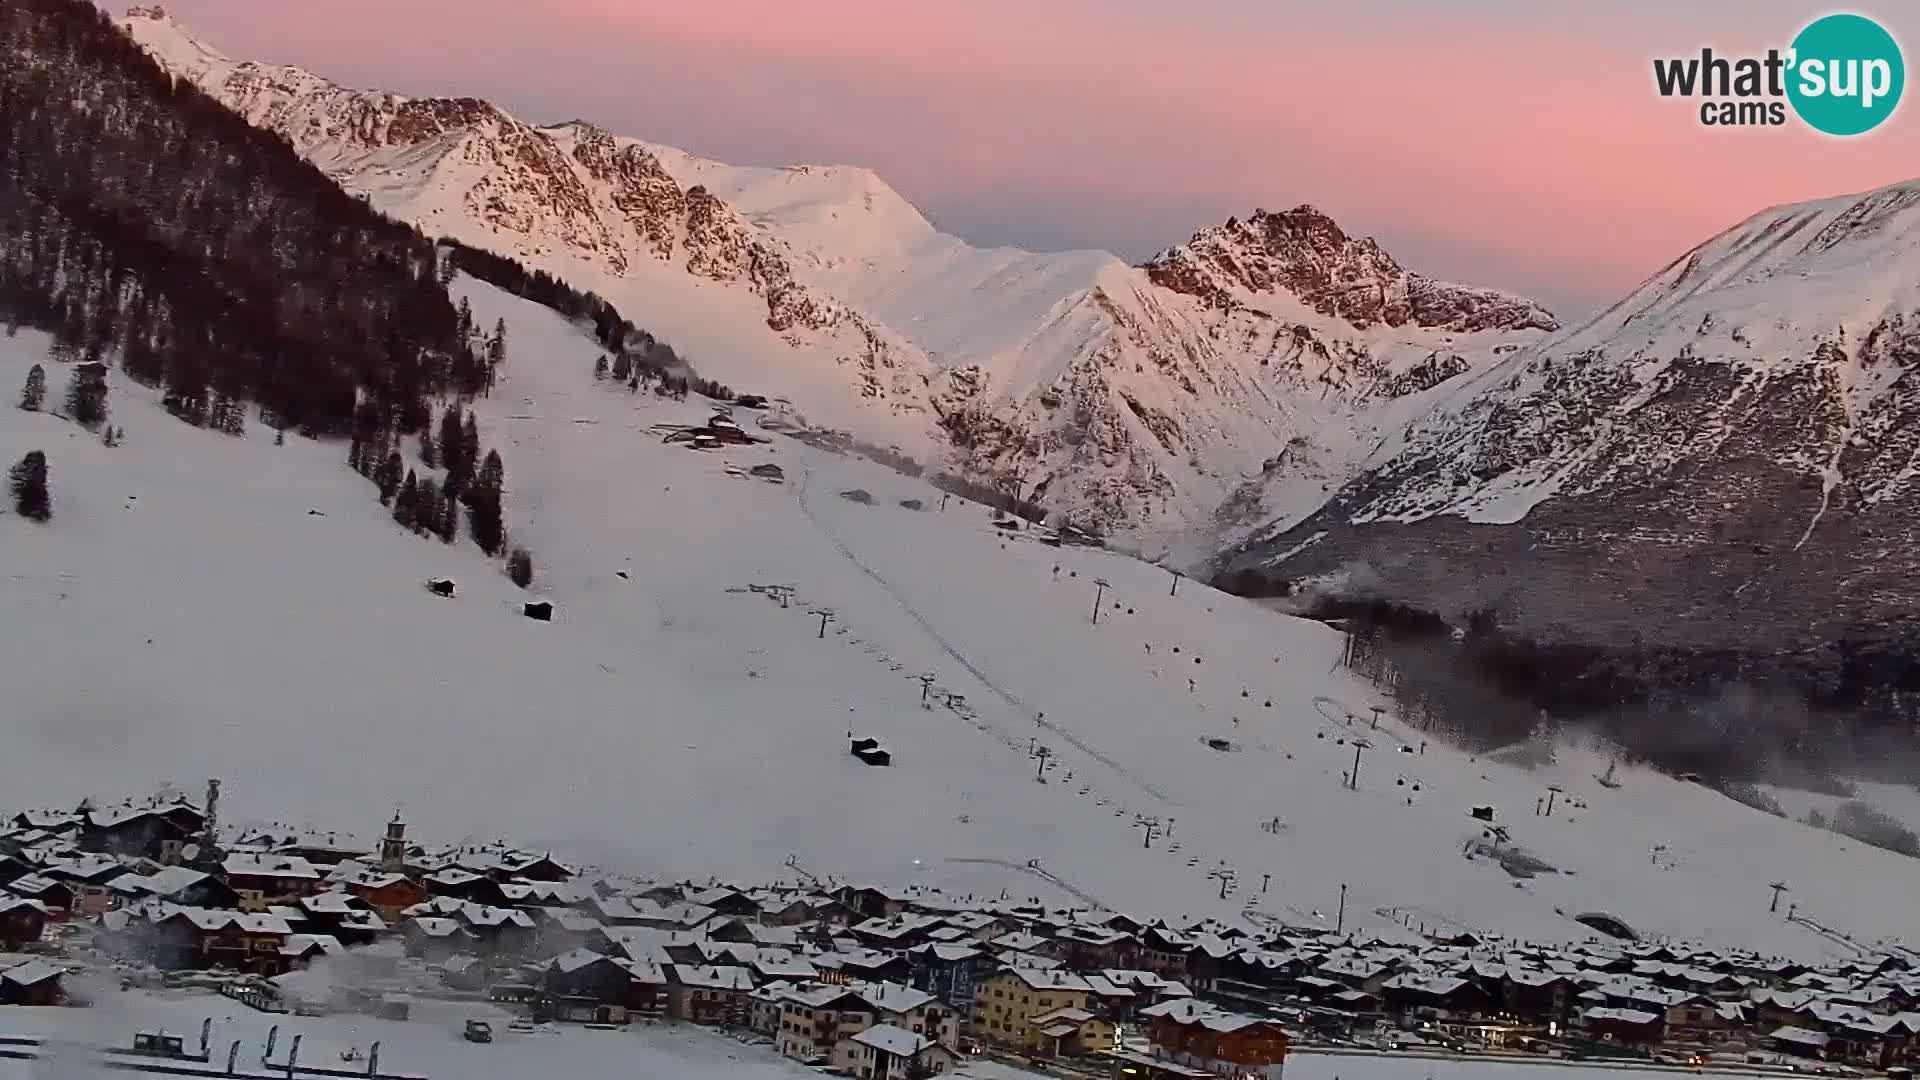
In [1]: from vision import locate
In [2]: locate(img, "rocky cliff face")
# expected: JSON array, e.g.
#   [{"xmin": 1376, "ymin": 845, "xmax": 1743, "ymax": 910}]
[
  {"xmin": 121, "ymin": 7, "xmax": 1556, "ymax": 542},
  {"xmin": 1144, "ymin": 207, "xmax": 1559, "ymax": 334},
  {"xmin": 1215, "ymin": 178, "xmax": 1920, "ymax": 657}
]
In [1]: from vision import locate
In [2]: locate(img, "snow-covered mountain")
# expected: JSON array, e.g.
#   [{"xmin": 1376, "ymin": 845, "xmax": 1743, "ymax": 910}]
[
  {"xmin": 120, "ymin": 6, "xmax": 1556, "ymax": 544},
  {"xmin": 6, "ymin": 276, "xmax": 1919, "ymax": 963},
  {"xmin": 1217, "ymin": 178, "xmax": 1920, "ymax": 654}
]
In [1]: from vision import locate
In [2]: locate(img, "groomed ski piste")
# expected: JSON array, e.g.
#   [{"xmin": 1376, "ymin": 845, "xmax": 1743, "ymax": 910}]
[{"xmin": 4, "ymin": 276, "xmax": 1920, "ymax": 975}]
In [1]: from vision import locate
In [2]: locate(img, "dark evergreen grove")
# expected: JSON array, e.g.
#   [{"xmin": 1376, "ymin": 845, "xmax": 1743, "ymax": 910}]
[{"xmin": 0, "ymin": 0, "xmax": 487, "ymax": 435}]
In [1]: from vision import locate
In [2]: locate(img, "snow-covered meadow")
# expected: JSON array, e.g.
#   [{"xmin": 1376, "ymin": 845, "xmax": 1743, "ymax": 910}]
[{"xmin": 3, "ymin": 278, "xmax": 1918, "ymax": 962}]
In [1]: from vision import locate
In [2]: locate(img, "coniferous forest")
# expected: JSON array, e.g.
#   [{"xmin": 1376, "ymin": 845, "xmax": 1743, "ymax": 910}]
[{"xmin": 0, "ymin": 0, "xmax": 484, "ymax": 435}]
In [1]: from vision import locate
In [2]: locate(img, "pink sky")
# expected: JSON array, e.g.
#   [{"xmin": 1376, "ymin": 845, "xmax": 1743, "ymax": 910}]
[{"xmin": 118, "ymin": 1, "xmax": 1916, "ymax": 313}]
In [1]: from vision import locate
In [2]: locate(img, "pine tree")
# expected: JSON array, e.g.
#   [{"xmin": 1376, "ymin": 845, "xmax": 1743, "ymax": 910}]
[
  {"xmin": 274, "ymin": 428, "xmax": 286, "ymax": 446},
  {"xmin": 393, "ymin": 470, "xmax": 418, "ymax": 531},
  {"xmin": 456, "ymin": 297, "xmax": 474, "ymax": 342},
  {"xmin": 376, "ymin": 451, "xmax": 403, "ymax": 505},
  {"xmin": 420, "ymin": 429, "xmax": 439, "ymax": 469},
  {"xmin": 9, "ymin": 450, "xmax": 50, "ymax": 522},
  {"xmin": 594, "ymin": 355, "xmax": 608, "ymax": 380},
  {"xmin": 437, "ymin": 405, "xmax": 464, "ymax": 481},
  {"xmin": 102, "ymin": 426, "xmax": 118, "ymax": 448},
  {"xmin": 507, "ymin": 547, "xmax": 533, "ymax": 588},
  {"xmin": 468, "ymin": 448, "xmax": 506, "ymax": 555},
  {"xmin": 436, "ymin": 488, "xmax": 459, "ymax": 543},
  {"xmin": 18, "ymin": 364, "xmax": 44, "ymax": 411},
  {"xmin": 488, "ymin": 318, "xmax": 507, "ymax": 370},
  {"xmin": 65, "ymin": 368, "xmax": 108, "ymax": 430},
  {"xmin": 348, "ymin": 436, "xmax": 365, "ymax": 474},
  {"xmin": 611, "ymin": 352, "xmax": 631, "ymax": 382},
  {"xmin": 437, "ymin": 253, "xmax": 458, "ymax": 288},
  {"xmin": 460, "ymin": 413, "xmax": 481, "ymax": 490},
  {"xmin": 413, "ymin": 484, "xmax": 438, "ymax": 536}
]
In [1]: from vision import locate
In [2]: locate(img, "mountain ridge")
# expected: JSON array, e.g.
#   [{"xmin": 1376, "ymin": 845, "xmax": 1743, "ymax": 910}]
[
  {"xmin": 1215, "ymin": 174, "xmax": 1920, "ymax": 667},
  {"xmin": 120, "ymin": 5, "xmax": 1557, "ymax": 542}
]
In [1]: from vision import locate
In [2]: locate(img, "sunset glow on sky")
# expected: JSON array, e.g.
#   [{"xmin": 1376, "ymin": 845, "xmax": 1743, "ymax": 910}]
[{"xmin": 118, "ymin": 0, "xmax": 1917, "ymax": 313}]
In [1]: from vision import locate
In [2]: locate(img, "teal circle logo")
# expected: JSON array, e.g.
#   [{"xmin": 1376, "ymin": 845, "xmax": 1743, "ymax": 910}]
[{"xmin": 1787, "ymin": 13, "xmax": 1904, "ymax": 135}]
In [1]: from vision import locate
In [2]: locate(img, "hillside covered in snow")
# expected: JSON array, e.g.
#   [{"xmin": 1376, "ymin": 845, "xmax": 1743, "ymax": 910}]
[
  {"xmin": 5, "ymin": 274, "xmax": 1918, "ymax": 965},
  {"xmin": 117, "ymin": 6, "xmax": 1555, "ymax": 546}
]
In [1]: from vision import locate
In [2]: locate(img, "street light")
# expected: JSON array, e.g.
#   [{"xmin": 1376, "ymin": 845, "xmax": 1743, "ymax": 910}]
[
  {"xmin": 1336, "ymin": 883, "xmax": 1348, "ymax": 935},
  {"xmin": 1091, "ymin": 578, "xmax": 1112, "ymax": 625}
]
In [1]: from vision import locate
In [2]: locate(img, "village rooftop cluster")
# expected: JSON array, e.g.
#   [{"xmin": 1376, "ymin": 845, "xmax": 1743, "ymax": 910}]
[{"xmin": 2, "ymin": 794, "xmax": 1918, "ymax": 1079}]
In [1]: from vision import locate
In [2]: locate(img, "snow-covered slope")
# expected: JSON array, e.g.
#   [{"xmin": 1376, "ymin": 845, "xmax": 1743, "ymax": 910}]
[
  {"xmin": 1217, "ymin": 177, "xmax": 1920, "ymax": 653},
  {"xmin": 3, "ymin": 280, "xmax": 1916, "ymax": 963},
  {"xmin": 118, "ymin": 7, "xmax": 1555, "ymax": 546}
]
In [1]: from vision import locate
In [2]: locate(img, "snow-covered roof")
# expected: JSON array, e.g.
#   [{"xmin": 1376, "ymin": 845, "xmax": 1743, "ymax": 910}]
[
  {"xmin": 670, "ymin": 964, "xmax": 755, "ymax": 991},
  {"xmin": 223, "ymin": 853, "xmax": 320, "ymax": 880},
  {"xmin": 858, "ymin": 981, "xmax": 933, "ymax": 1014},
  {"xmin": 849, "ymin": 1023, "xmax": 934, "ymax": 1058},
  {"xmin": 1004, "ymin": 968, "xmax": 1090, "ymax": 992},
  {"xmin": 281, "ymin": 933, "xmax": 344, "ymax": 956},
  {"xmin": 1, "ymin": 960, "xmax": 62, "ymax": 986},
  {"xmin": 159, "ymin": 907, "xmax": 293, "ymax": 935},
  {"xmin": 1585, "ymin": 1007, "xmax": 1661, "ymax": 1026}
]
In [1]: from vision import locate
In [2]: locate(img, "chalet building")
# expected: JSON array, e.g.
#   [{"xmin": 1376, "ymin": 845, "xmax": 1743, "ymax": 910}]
[
  {"xmin": 773, "ymin": 983, "xmax": 876, "ymax": 1061},
  {"xmin": 5, "ymin": 874, "xmax": 74, "ymax": 915},
  {"xmin": 686, "ymin": 886, "xmax": 763, "ymax": 919},
  {"xmin": 816, "ymin": 947, "xmax": 914, "ymax": 986},
  {"xmin": 0, "ymin": 855, "xmax": 33, "ymax": 889},
  {"xmin": 0, "ymin": 897, "xmax": 49, "ymax": 950},
  {"xmin": 974, "ymin": 968, "xmax": 1094, "ymax": 1050},
  {"xmin": 533, "ymin": 908, "xmax": 606, "ymax": 957},
  {"xmin": 110, "ymin": 867, "xmax": 239, "ymax": 910},
  {"xmin": 401, "ymin": 916, "xmax": 477, "ymax": 963},
  {"xmin": 1143, "ymin": 999, "xmax": 1288, "ymax": 1080},
  {"xmin": 280, "ymin": 933, "xmax": 345, "ymax": 969},
  {"xmin": 222, "ymin": 853, "xmax": 322, "ymax": 911},
  {"xmin": 41, "ymin": 854, "xmax": 131, "ymax": 915},
  {"xmin": 296, "ymin": 892, "xmax": 387, "ymax": 946},
  {"xmin": 853, "ymin": 913, "xmax": 947, "ymax": 951},
  {"xmin": 667, "ymin": 964, "xmax": 756, "ymax": 1024},
  {"xmin": 79, "ymin": 803, "xmax": 203, "ymax": 863},
  {"xmin": 833, "ymin": 1024, "xmax": 958, "ymax": 1080},
  {"xmin": 1054, "ymin": 924, "xmax": 1139, "ymax": 971},
  {"xmin": 838, "ymin": 885, "xmax": 911, "ymax": 920},
  {"xmin": 323, "ymin": 863, "xmax": 426, "ymax": 920},
  {"xmin": 1380, "ymin": 973, "xmax": 1498, "ymax": 1022},
  {"xmin": 908, "ymin": 944, "xmax": 984, "ymax": 1020},
  {"xmin": 0, "ymin": 959, "xmax": 64, "ymax": 1006},
  {"xmin": 140, "ymin": 908, "xmax": 295, "ymax": 975},
  {"xmin": 544, "ymin": 948, "xmax": 668, "ymax": 1021},
  {"xmin": 1581, "ymin": 1006, "xmax": 1667, "ymax": 1050}
]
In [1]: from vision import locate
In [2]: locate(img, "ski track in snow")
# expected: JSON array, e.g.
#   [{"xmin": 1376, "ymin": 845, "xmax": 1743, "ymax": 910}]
[
  {"xmin": 794, "ymin": 466, "xmax": 1176, "ymax": 805},
  {"xmin": 940, "ymin": 857, "xmax": 1106, "ymax": 908}
]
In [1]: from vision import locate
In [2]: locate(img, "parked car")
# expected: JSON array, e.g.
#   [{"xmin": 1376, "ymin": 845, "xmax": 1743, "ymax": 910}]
[{"xmin": 464, "ymin": 1020, "xmax": 493, "ymax": 1044}]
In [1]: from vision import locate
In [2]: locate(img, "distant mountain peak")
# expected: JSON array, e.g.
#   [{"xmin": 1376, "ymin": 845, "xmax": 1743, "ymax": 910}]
[{"xmin": 1144, "ymin": 205, "xmax": 1558, "ymax": 336}]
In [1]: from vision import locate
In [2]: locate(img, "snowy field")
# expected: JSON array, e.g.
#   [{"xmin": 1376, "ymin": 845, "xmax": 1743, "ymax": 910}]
[{"xmin": 3, "ymin": 279, "xmax": 1920, "ymax": 960}]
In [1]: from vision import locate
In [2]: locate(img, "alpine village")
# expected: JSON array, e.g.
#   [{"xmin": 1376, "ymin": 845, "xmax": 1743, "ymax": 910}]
[{"xmin": 1, "ymin": 789, "xmax": 1917, "ymax": 1080}]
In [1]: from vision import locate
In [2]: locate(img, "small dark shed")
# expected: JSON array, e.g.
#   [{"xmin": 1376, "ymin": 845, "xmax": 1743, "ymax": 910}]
[
  {"xmin": 524, "ymin": 601, "xmax": 554, "ymax": 622},
  {"xmin": 1470, "ymin": 805, "xmax": 1495, "ymax": 822},
  {"xmin": 427, "ymin": 579, "xmax": 456, "ymax": 597},
  {"xmin": 850, "ymin": 738, "xmax": 892, "ymax": 767}
]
